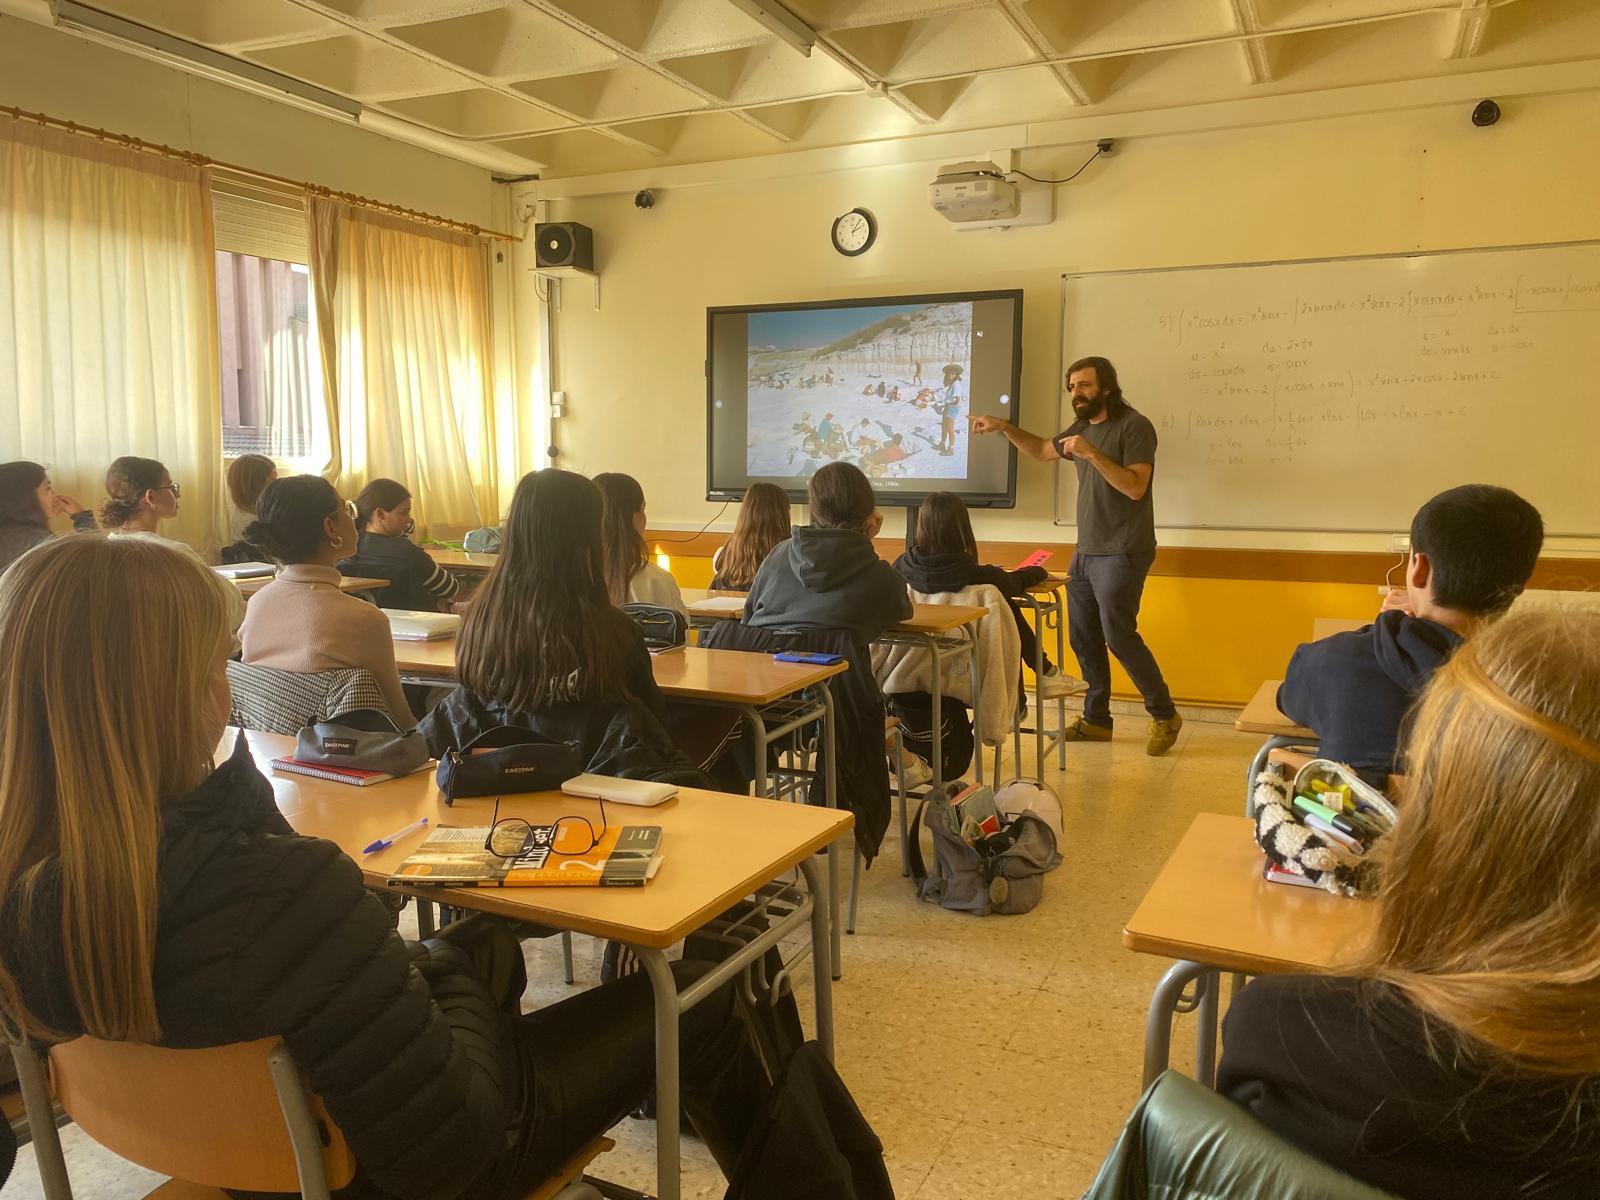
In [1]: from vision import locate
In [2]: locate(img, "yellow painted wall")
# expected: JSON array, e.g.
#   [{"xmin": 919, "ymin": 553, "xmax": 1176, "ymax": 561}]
[{"xmin": 537, "ymin": 87, "xmax": 1600, "ymax": 706}]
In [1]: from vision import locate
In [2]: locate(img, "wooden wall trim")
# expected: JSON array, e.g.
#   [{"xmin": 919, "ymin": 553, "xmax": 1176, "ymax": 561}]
[{"xmin": 645, "ymin": 530, "xmax": 1600, "ymax": 590}]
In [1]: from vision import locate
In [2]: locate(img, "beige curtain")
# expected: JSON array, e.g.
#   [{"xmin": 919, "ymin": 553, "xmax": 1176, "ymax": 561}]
[
  {"xmin": 309, "ymin": 196, "xmax": 497, "ymax": 537},
  {"xmin": 0, "ymin": 115, "xmax": 223, "ymax": 555}
]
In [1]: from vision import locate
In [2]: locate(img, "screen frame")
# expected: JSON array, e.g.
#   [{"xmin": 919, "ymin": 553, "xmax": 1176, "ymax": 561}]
[{"xmin": 704, "ymin": 287, "xmax": 1023, "ymax": 509}]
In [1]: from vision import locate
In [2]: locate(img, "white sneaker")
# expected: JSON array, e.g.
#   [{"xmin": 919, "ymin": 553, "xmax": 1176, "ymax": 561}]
[
  {"xmin": 895, "ymin": 753, "xmax": 934, "ymax": 789},
  {"xmin": 1037, "ymin": 666, "xmax": 1089, "ymax": 699}
]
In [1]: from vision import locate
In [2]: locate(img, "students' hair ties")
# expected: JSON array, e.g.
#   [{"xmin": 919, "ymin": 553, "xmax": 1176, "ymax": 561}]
[{"xmin": 1452, "ymin": 646, "xmax": 1600, "ymax": 767}]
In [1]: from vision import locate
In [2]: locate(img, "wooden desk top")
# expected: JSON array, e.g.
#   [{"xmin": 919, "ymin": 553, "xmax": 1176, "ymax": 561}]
[
  {"xmin": 681, "ymin": 588, "xmax": 986, "ymax": 637},
  {"xmin": 427, "ymin": 548, "xmax": 499, "ymax": 572},
  {"xmin": 1235, "ymin": 679, "xmax": 1316, "ymax": 738},
  {"xmin": 1022, "ymin": 573, "xmax": 1068, "ymax": 597},
  {"xmin": 1123, "ymin": 813, "xmax": 1376, "ymax": 975},
  {"xmin": 217, "ymin": 730, "xmax": 851, "ymax": 949},
  {"xmin": 392, "ymin": 639, "xmax": 846, "ymax": 705},
  {"xmin": 233, "ymin": 574, "xmax": 388, "ymax": 597},
  {"xmin": 1312, "ymin": 617, "xmax": 1368, "ymax": 641}
]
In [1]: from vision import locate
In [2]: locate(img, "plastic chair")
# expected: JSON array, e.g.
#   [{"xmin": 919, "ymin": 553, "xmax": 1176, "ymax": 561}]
[
  {"xmin": 12, "ymin": 1037, "xmax": 609, "ymax": 1200},
  {"xmin": 1082, "ymin": 1070, "xmax": 1399, "ymax": 1200}
]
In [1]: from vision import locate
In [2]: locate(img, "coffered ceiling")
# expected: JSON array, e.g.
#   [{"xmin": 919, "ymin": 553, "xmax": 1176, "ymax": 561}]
[{"xmin": 39, "ymin": 0, "xmax": 1600, "ymax": 177}]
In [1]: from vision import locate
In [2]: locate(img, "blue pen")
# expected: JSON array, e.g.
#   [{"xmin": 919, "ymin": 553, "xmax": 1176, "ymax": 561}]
[{"xmin": 363, "ymin": 817, "xmax": 429, "ymax": 855}]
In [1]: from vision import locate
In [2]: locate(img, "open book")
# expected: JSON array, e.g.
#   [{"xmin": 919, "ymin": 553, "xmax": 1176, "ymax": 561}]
[{"xmin": 386, "ymin": 824, "xmax": 662, "ymax": 888}]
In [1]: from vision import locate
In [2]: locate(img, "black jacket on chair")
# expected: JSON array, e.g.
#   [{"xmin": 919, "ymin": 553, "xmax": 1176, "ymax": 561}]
[
  {"xmin": 699, "ymin": 620, "xmax": 890, "ymax": 862},
  {"xmin": 0, "ymin": 735, "xmax": 516, "ymax": 1200}
]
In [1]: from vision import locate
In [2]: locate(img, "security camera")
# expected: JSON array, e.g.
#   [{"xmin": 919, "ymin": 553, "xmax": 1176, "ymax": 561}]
[
  {"xmin": 1472, "ymin": 99, "xmax": 1501, "ymax": 127},
  {"xmin": 634, "ymin": 189, "xmax": 655, "ymax": 209}
]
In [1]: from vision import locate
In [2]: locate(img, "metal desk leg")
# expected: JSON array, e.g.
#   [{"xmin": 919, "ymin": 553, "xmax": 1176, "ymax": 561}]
[
  {"xmin": 1052, "ymin": 593, "xmax": 1068, "ymax": 769},
  {"xmin": 922, "ymin": 632, "xmax": 944, "ymax": 793},
  {"xmin": 12, "ymin": 1043, "xmax": 71, "ymax": 1200},
  {"xmin": 636, "ymin": 947, "xmax": 683, "ymax": 1200},
  {"xmin": 740, "ymin": 705, "xmax": 771, "ymax": 800},
  {"xmin": 798, "ymin": 857, "xmax": 837, "ymax": 1059},
  {"xmin": 820, "ymin": 687, "xmax": 842, "ymax": 980},
  {"xmin": 1195, "ymin": 970, "xmax": 1220, "ymax": 1088},
  {"xmin": 969, "ymin": 622, "xmax": 984, "ymax": 785},
  {"xmin": 1033, "ymin": 596, "xmax": 1046, "ymax": 781},
  {"xmin": 1142, "ymin": 959, "xmax": 1213, "ymax": 1090}
]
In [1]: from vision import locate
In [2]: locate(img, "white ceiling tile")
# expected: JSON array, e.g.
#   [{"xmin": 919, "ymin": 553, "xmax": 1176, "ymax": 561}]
[
  {"xmin": 787, "ymin": 0, "xmax": 988, "ymax": 31},
  {"xmin": 513, "ymin": 64, "xmax": 709, "ymax": 122},
  {"xmin": 388, "ymin": 6, "xmax": 622, "ymax": 78},
  {"xmin": 88, "ymin": 0, "xmax": 344, "ymax": 47},
  {"xmin": 828, "ymin": 7, "xmax": 1038, "ymax": 82},
  {"xmin": 245, "ymin": 33, "xmax": 467, "ymax": 99},
  {"xmin": 378, "ymin": 88, "xmax": 572, "ymax": 136},
  {"xmin": 493, "ymin": 127, "xmax": 656, "ymax": 174},
  {"xmin": 664, "ymin": 41, "xmax": 862, "ymax": 104},
  {"xmin": 538, "ymin": 0, "xmax": 778, "ymax": 58},
  {"xmin": 1018, "ymin": 0, "xmax": 1237, "ymax": 57},
  {"xmin": 310, "ymin": 0, "xmax": 505, "ymax": 23}
]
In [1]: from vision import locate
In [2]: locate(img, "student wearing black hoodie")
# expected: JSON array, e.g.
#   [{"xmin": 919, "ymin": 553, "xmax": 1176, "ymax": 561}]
[
  {"xmin": 893, "ymin": 491, "xmax": 1085, "ymax": 700},
  {"xmin": 1277, "ymin": 484, "xmax": 1543, "ymax": 784},
  {"xmin": 745, "ymin": 461, "xmax": 912, "ymax": 645}
]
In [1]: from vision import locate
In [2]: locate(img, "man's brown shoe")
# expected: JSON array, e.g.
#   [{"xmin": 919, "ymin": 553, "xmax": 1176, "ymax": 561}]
[
  {"xmin": 1062, "ymin": 717, "xmax": 1113, "ymax": 742},
  {"xmin": 1146, "ymin": 714, "xmax": 1183, "ymax": 756}
]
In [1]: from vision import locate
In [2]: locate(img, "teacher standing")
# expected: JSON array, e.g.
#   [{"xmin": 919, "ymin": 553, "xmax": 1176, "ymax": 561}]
[{"xmin": 971, "ymin": 356, "xmax": 1182, "ymax": 757}]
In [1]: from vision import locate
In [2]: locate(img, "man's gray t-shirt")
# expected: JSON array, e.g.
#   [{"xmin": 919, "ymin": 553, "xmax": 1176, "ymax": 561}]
[{"xmin": 1053, "ymin": 404, "xmax": 1158, "ymax": 555}]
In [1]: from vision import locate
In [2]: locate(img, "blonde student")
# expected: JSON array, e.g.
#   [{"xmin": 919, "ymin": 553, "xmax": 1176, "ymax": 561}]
[
  {"xmin": 1218, "ymin": 607, "xmax": 1600, "ymax": 1199},
  {"xmin": 710, "ymin": 482, "xmax": 791, "ymax": 591},
  {"xmin": 595, "ymin": 471, "xmax": 687, "ymax": 616},
  {"xmin": 0, "ymin": 534, "xmax": 770, "ymax": 1199},
  {"xmin": 238, "ymin": 476, "xmax": 414, "ymax": 728}
]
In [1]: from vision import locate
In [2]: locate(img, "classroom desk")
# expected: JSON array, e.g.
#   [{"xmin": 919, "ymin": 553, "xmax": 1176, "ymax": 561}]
[
  {"xmin": 216, "ymin": 728, "xmax": 849, "ymax": 1200},
  {"xmin": 425, "ymin": 548, "xmax": 499, "ymax": 573},
  {"xmin": 682, "ymin": 588, "xmax": 991, "ymax": 790},
  {"xmin": 231, "ymin": 573, "xmax": 389, "ymax": 598},
  {"xmin": 1312, "ymin": 617, "xmax": 1368, "ymax": 640},
  {"xmin": 1123, "ymin": 813, "xmax": 1376, "ymax": 1089},
  {"xmin": 389, "ymin": 639, "xmax": 852, "ymax": 977}
]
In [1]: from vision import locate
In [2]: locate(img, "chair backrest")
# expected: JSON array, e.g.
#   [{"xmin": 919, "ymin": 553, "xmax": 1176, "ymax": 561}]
[
  {"xmin": 227, "ymin": 661, "xmax": 390, "ymax": 735},
  {"xmin": 48, "ymin": 1036, "xmax": 356, "ymax": 1195},
  {"xmin": 1082, "ymin": 1070, "xmax": 1399, "ymax": 1200}
]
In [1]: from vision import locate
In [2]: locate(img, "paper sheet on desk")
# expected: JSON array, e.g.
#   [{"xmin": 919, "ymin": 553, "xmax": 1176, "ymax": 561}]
[{"xmin": 690, "ymin": 597, "xmax": 747, "ymax": 613}]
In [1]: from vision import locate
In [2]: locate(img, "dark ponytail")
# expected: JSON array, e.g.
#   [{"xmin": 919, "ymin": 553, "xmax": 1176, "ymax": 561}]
[{"xmin": 247, "ymin": 476, "xmax": 342, "ymax": 565}]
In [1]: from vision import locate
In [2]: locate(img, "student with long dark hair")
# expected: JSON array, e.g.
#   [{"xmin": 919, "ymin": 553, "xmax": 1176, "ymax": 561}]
[
  {"xmin": 595, "ymin": 472, "xmax": 686, "ymax": 615},
  {"xmin": 239, "ymin": 476, "xmax": 414, "ymax": 727},
  {"xmin": 0, "ymin": 461, "xmax": 95, "ymax": 574},
  {"xmin": 1219, "ymin": 608, "xmax": 1600, "ymax": 1198},
  {"xmin": 894, "ymin": 491, "xmax": 1085, "ymax": 699},
  {"xmin": 0, "ymin": 534, "xmax": 768, "ymax": 1199},
  {"xmin": 421, "ymin": 470, "xmax": 692, "ymax": 777},
  {"xmin": 339, "ymin": 478, "xmax": 460, "ymax": 612},
  {"xmin": 711, "ymin": 483, "xmax": 791, "ymax": 591}
]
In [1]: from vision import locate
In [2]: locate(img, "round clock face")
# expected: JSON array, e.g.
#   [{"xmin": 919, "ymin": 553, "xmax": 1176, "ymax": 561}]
[{"xmin": 832, "ymin": 208, "xmax": 876, "ymax": 256}]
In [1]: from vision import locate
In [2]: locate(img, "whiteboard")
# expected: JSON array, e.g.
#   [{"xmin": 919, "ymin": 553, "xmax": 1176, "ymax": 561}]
[{"xmin": 1056, "ymin": 243, "xmax": 1600, "ymax": 537}]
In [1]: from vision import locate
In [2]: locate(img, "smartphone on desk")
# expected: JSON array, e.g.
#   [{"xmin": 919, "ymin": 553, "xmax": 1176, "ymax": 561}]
[{"xmin": 773, "ymin": 650, "xmax": 846, "ymax": 665}]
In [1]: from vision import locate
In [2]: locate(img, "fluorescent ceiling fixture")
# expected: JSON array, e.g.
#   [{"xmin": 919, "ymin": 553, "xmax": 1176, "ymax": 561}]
[
  {"xmin": 725, "ymin": 0, "xmax": 814, "ymax": 56},
  {"xmin": 50, "ymin": 0, "xmax": 361, "ymax": 120}
]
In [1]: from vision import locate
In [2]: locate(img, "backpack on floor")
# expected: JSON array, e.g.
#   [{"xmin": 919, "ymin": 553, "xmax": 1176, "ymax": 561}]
[{"xmin": 908, "ymin": 783, "xmax": 1061, "ymax": 915}]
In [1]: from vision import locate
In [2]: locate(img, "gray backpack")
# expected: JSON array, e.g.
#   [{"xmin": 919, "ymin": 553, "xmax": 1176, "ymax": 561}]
[{"xmin": 908, "ymin": 784, "xmax": 1062, "ymax": 915}]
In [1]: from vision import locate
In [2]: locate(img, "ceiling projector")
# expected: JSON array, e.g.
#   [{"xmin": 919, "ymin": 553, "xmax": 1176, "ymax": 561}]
[{"xmin": 929, "ymin": 161, "xmax": 1019, "ymax": 223}]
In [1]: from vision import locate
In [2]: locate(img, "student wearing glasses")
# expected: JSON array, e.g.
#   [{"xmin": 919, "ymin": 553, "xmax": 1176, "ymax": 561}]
[
  {"xmin": 0, "ymin": 535, "xmax": 769, "ymax": 1200},
  {"xmin": 239, "ymin": 476, "xmax": 414, "ymax": 728}
]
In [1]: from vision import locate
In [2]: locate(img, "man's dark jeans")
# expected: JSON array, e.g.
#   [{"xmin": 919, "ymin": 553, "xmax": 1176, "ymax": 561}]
[{"xmin": 1066, "ymin": 550, "xmax": 1176, "ymax": 728}]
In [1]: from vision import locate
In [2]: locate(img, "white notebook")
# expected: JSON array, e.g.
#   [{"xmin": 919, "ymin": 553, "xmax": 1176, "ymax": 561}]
[
  {"xmin": 214, "ymin": 562, "xmax": 277, "ymax": 580},
  {"xmin": 690, "ymin": 596, "xmax": 746, "ymax": 614},
  {"xmin": 561, "ymin": 774, "xmax": 678, "ymax": 807},
  {"xmin": 383, "ymin": 609, "xmax": 462, "ymax": 641}
]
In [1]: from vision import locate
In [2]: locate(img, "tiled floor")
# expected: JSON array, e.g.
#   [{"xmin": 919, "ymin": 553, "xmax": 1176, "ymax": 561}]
[{"xmin": 3, "ymin": 717, "xmax": 1255, "ymax": 1200}]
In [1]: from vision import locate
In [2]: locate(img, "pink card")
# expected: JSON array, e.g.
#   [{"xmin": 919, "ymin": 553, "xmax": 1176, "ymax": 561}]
[{"xmin": 1015, "ymin": 549, "xmax": 1052, "ymax": 569}]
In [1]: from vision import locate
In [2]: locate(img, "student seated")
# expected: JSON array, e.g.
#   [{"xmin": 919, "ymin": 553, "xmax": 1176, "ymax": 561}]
[
  {"xmin": 1278, "ymin": 484, "xmax": 1542, "ymax": 784},
  {"xmin": 221, "ymin": 452, "xmax": 276, "ymax": 561},
  {"xmin": 0, "ymin": 534, "xmax": 768, "ymax": 1200},
  {"xmin": 0, "ymin": 461, "xmax": 95, "ymax": 573},
  {"xmin": 710, "ymin": 482, "xmax": 790, "ymax": 591},
  {"xmin": 421, "ymin": 469, "xmax": 700, "ymax": 782},
  {"xmin": 340, "ymin": 478, "xmax": 461, "ymax": 612},
  {"xmin": 1219, "ymin": 607, "xmax": 1600, "ymax": 1199},
  {"xmin": 744, "ymin": 461, "xmax": 911, "ymax": 645},
  {"xmin": 99, "ymin": 455, "xmax": 187, "ymax": 551},
  {"xmin": 238, "ymin": 476, "xmax": 414, "ymax": 728},
  {"xmin": 894, "ymin": 491, "xmax": 1085, "ymax": 699},
  {"xmin": 595, "ymin": 472, "xmax": 687, "ymax": 616}
]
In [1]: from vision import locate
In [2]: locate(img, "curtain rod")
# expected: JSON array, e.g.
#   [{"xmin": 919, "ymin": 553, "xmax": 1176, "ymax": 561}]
[{"xmin": 1, "ymin": 104, "xmax": 522, "ymax": 242}]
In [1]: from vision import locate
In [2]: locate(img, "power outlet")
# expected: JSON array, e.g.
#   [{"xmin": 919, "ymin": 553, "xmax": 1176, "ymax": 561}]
[
  {"xmin": 551, "ymin": 390, "xmax": 566, "ymax": 418},
  {"xmin": 1390, "ymin": 533, "xmax": 1411, "ymax": 554}
]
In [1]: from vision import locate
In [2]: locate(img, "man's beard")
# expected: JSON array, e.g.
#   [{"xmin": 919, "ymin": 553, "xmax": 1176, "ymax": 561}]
[{"xmin": 1072, "ymin": 397, "xmax": 1106, "ymax": 420}]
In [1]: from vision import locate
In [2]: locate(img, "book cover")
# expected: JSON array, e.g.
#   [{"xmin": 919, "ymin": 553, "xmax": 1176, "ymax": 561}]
[
  {"xmin": 270, "ymin": 757, "xmax": 396, "ymax": 787},
  {"xmin": 387, "ymin": 824, "xmax": 663, "ymax": 888}
]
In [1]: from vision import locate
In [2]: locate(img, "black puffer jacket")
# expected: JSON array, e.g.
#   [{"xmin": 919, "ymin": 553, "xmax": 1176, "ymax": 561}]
[
  {"xmin": 892, "ymin": 547, "xmax": 1047, "ymax": 599},
  {"xmin": 0, "ymin": 736, "xmax": 517, "ymax": 1200}
]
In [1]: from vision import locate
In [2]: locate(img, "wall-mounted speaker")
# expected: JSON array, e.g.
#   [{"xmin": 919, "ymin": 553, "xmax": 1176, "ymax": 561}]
[{"xmin": 534, "ymin": 221, "xmax": 594, "ymax": 271}]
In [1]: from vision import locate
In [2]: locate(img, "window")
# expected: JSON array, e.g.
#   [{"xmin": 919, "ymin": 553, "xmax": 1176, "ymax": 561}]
[{"xmin": 215, "ymin": 252, "xmax": 327, "ymax": 462}]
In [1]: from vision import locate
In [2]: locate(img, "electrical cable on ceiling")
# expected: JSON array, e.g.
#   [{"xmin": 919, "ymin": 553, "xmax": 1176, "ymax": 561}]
[
  {"xmin": 1009, "ymin": 145, "xmax": 1107, "ymax": 186},
  {"xmin": 654, "ymin": 501, "xmax": 731, "ymax": 542}
]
